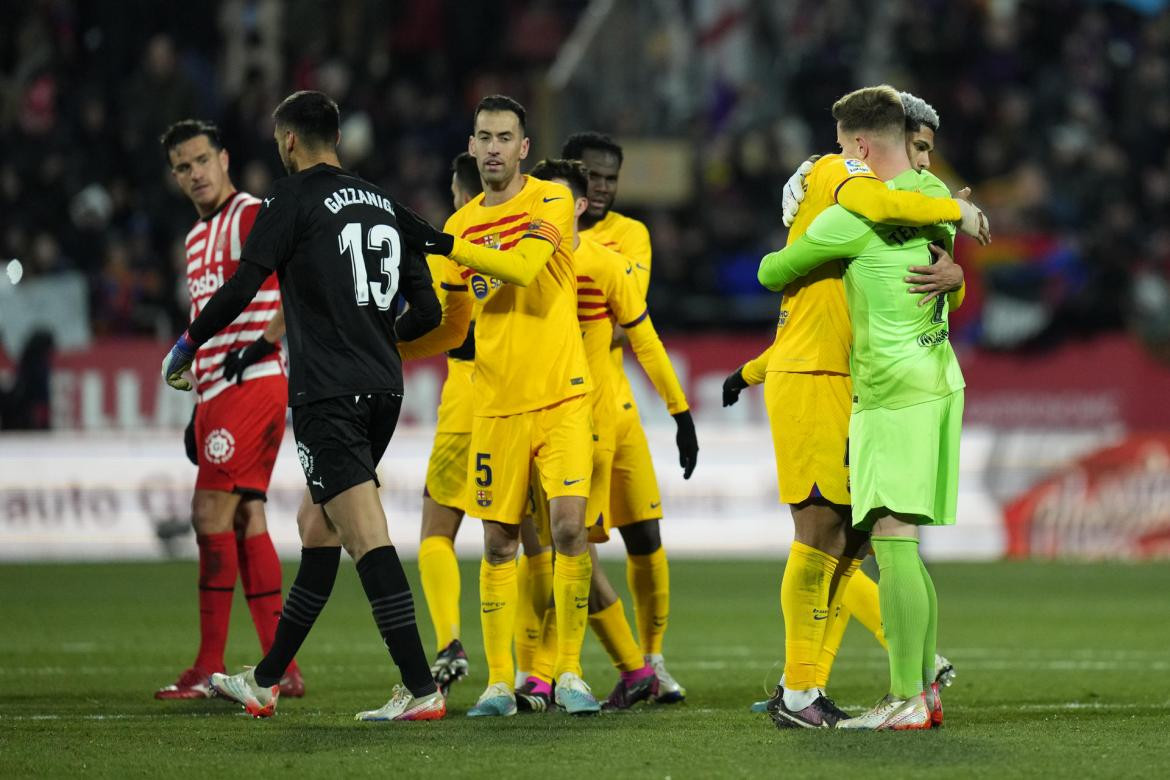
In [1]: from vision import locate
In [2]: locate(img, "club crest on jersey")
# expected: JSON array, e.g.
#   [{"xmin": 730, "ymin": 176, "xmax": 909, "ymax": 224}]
[
  {"xmin": 843, "ymin": 158, "xmax": 872, "ymax": 175},
  {"xmin": 527, "ymin": 218, "xmax": 544, "ymax": 232},
  {"xmin": 481, "ymin": 234, "xmax": 500, "ymax": 249},
  {"xmin": 296, "ymin": 440, "xmax": 314, "ymax": 477},
  {"xmin": 204, "ymin": 428, "xmax": 236, "ymax": 464},
  {"xmin": 476, "ymin": 488, "xmax": 492, "ymax": 508}
]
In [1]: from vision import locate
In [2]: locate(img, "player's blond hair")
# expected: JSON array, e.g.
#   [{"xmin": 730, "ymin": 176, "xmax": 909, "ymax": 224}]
[{"xmin": 832, "ymin": 85, "xmax": 906, "ymax": 139}]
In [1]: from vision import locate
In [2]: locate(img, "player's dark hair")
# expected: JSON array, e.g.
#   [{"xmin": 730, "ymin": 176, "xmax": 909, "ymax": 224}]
[
  {"xmin": 561, "ymin": 131, "xmax": 623, "ymax": 166},
  {"xmin": 160, "ymin": 119, "xmax": 223, "ymax": 160},
  {"xmin": 452, "ymin": 152, "xmax": 482, "ymax": 198},
  {"xmin": 474, "ymin": 94, "xmax": 526, "ymax": 133},
  {"xmin": 272, "ymin": 90, "xmax": 340, "ymax": 148},
  {"xmin": 529, "ymin": 158, "xmax": 588, "ymax": 199},
  {"xmin": 832, "ymin": 85, "xmax": 905, "ymax": 138}
]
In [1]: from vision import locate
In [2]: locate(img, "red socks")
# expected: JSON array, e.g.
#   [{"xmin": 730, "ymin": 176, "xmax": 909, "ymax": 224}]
[
  {"xmin": 238, "ymin": 533, "xmax": 284, "ymax": 655},
  {"xmin": 194, "ymin": 532, "xmax": 238, "ymax": 672}
]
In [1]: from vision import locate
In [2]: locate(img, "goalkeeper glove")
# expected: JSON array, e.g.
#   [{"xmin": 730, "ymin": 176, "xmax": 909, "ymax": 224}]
[
  {"xmin": 781, "ymin": 158, "xmax": 815, "ymax": 228},
  {"xmin": 222, "ymin": 336, "xmax": 278, "ymax": 385},
  {"xmin": 672, "ymin": 410, "xmax": 698, "ymax": 480},
  {"xmin": 722, "ymin": 367, "xmax": 749, "ymax": 407},
  {"xmin": 161, "ymin": 331, "xmax": 197, "ymax": 391}
]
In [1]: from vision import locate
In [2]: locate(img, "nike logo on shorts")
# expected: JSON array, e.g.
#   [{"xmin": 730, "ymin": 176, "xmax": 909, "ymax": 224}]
[
  {"xmin": 563, "ymin": 478, "xmax": 584, "ymax": 486},
  {"xmin": 542, "ymin": 197, "xmax": 563, "ymax": 202}
]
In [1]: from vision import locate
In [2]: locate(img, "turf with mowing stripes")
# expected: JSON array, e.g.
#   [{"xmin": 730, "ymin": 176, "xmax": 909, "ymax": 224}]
[{"xmin": 1, "ymin": 560, "xmax": 1167, "ymax": 777}]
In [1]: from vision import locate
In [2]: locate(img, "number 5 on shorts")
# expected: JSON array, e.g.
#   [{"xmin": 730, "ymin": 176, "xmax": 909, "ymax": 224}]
[{"xmin": 475, "ymin": 452, "xmax": 493, "ymax": 487}]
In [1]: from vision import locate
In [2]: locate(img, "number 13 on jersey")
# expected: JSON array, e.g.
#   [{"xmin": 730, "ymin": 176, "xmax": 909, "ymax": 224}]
[{"xmin": 339, "ymin": 222, "xmax": 400, "ymax": 309}]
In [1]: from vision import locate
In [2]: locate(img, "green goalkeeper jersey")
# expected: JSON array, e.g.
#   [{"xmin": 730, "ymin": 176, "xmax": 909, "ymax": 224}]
[{"xmin": 757, "ymin": 167, "xmax": 964, "ymax": 411}]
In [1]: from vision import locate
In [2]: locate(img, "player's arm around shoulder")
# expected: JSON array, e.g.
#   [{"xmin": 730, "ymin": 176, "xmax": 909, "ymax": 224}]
[
  {"xmin": 758, "ymin": 205, "xmax": 869, "ymax": 291},
  {"xmin": 835, "ymin": 159, "xmax": 962, "ymax": 228}
]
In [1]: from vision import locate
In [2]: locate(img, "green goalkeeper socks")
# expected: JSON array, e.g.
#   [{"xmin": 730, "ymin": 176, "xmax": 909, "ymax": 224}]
[
  {"xmin": 918, "ymin": 555, "xmax": 939, "ymax": 689},
  {"xmin": 872, "ymin": 536, "xmax": 929, "ymax": 700}
]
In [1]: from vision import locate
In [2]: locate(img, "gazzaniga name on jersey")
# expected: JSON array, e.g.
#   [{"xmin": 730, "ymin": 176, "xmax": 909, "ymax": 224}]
[{"xmin": 323, "ymin": 187, "xmax": 396, "ymax": 216}]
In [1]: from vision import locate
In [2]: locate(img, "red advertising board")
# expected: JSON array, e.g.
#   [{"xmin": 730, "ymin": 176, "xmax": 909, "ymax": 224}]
[
  {"xmin": 1004, "ymin": 434, "xmax": 1170, "ymax": 560},
  {"xmin": 4, "ymin": 332, "xmax": 1169, "ymax": 432}
]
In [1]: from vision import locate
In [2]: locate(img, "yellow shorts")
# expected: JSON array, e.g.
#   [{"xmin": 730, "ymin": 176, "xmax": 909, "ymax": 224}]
[
  {"xmin": 609, "ymin": 407, "xmax": 663, "ymax": 529},
  {"xmin": 764, "ymin": 370, "xmax": 851, "ymax": 507},
  {"xmin": 532, "ymin": 443, "xmax": 614, "ymax": 546},
  {"xmin": 424, "ymin": 431, "xmax": 470, "ymax": 512},
  {"xmin": 469, "ymin": 394, "xmax": 593, "ymax": 524}
]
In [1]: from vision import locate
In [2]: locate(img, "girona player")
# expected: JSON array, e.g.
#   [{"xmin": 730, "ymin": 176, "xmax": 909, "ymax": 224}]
[{"xmin": 154, "ymin": 119, "xmax": 303, "ymax": 700}]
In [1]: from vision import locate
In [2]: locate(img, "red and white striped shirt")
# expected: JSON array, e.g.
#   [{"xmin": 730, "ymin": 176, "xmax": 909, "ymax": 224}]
[{"xmin": 185, "ymin": 191, "xmax": 285, "ymax": 403}]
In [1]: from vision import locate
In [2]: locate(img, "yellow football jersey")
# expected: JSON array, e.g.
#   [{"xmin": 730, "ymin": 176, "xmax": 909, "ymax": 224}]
[
  {"xmin": 584, "ymin": 210, "xmax": 652, "ymax": 413},
  {"xmin": 444, "ymin": 176, "xmax": 591, "ymax": 417},
  {"xmin": 763, "ymin": 154, "xmax": 877, "ymax": 374},
  {"xmin": 576, "ymin": 236, "xmax": 688, "ymax": 445}
]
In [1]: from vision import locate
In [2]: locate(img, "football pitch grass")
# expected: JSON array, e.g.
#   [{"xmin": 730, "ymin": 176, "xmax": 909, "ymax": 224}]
[{"xmin": 1, "ymin": 559, "xmax": 1167, "ymax": 778}]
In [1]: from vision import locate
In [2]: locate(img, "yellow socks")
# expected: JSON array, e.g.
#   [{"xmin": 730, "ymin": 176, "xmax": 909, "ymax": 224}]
[
  {"xmin": 779, "ymin": 541, "xmax": 838, "ymax": 691},
  {"xmin": 589, "ymin": 599, "xmax": 645, "ymax": 672},
  {"xmin": 627, "ymin": 547, "xmax": 669, "ymax": 655},
  {"xmin": 552, "ymin": 550, "xmax": 591, "ymax": 679},
  {"xmin": 844, "ymin": 568, "xmax": 887, "ymax": 649},
  {"xmin": 418, "ymin": 535, "xmax": 460, "ymax": 652},
  {"xmin": 479, "ymin": 557, "xmax": 518, "ymax": 687},
  {"xmin": 514, "ymin": 551, "xmax": 553, "ymax": 673},
  {"xmin": 815, "ymin": 557, "xmax": 862, "ymax": 688},
  {"xmin": 531, "ymin": 606, "xmax": 558, "ymax": 683}
]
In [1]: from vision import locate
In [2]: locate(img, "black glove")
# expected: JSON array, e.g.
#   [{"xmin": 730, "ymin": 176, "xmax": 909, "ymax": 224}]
[
  {"xmin": 396, "ymin": 203, "xmax": 454, "ymax": 256},
  {"xmin": 722, "ymin": 367, "xmax": 749, "ymax": 407},
  {"xmin": 672, "ymin": 410, "xmax": 698, "ymax": 480},
  {"xmin": 222, "ymin": 337, "xmax": 278, "ymax": 385},
  {"xmin": 184, "ymin": 404, "xmax": 198, "ymax": 466}
]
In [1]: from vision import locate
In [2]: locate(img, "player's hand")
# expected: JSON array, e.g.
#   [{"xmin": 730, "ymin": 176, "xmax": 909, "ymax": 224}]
[
  {"xmin": 722, "ymin": 367, "xmax": 749, "ymax": 407},
  {"xmin": 222, "ymin": 337, "xmax": 277, "ymax": 385},
  {"xmin": 954, "ymin": 187, "xmax": 990, "ymax": 245},
  {"xmin": 906, "ymin": 245, "xmax": 964, "ymax": 306},
  {"xmin": 184, "ymin": 405, "xmax": 199, "ymax": 466},
  {"xmin": 672, "ymin": 410, "xmax": 698, "ymax": 479},
  {"xmin": 161, "ymin": 331, "xmax": 197, "ymax": 391},
  {"xmin": 781, "ymin": 159, "xmax": 815, "ymax": 228},
  {"xmin": 396, "ymin": 204, "xmax": 454, "ymax": 256}
]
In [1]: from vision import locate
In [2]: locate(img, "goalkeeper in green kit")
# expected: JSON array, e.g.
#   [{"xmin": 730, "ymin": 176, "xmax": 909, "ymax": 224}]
[{"xmin": 758, "ymin": 85, "xmax": 980, "ymax": 731}]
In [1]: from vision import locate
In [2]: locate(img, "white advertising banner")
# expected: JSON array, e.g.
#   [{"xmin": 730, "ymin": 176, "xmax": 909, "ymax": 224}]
[{"xmin": 1, "ymin": 424, "xmax": 1110, "ymax": 562}]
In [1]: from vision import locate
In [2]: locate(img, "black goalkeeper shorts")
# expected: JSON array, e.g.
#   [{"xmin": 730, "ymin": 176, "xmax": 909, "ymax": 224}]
[{"xmin": 292, "ymin": 392, "xmax": 402, "ymax": 504}]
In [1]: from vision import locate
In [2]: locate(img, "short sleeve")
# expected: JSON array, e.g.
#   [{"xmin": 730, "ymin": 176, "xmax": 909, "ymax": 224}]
[{"xmin": 241, "ymin": 182, "xmax": 299, "ymax": 272}]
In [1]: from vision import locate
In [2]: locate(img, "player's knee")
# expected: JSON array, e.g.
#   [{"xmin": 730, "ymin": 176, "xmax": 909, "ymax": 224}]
[
  {"xmin": 233, "ymin": 498, "xmax": 268, "ymax": 538},
  {"xmin": 619, "ymin": 519, "xmax": 661, "ymax": 556},
  {"xmin": 482, "ymin": 522, "xmax": 519, "ymax": 564},
  {"xmin": 420, "ymin": 497, "xmax": 462, "ymax": 541},
  {"xmin": 191, "ymin": 492, "xmax": 233, "ymax": 536},
  {"xmin": 549, "ymin": 516, "xmax": 586, "ymax": 555}
]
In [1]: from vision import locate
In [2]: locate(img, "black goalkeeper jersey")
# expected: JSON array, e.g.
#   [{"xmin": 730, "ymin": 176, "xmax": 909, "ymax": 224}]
[{"xmin": 242, "ymin": 163, "xmax": 435, "ymax": 406}]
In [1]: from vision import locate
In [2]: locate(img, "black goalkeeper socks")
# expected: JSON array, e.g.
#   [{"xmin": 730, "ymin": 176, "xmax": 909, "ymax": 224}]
[
  {"xmin": 355, "ymin": 545, "xmax": 438, "ymax": 697},
  {"xmin": 254, "ymin": 546, "xmax": 341, "ymax": 687}
]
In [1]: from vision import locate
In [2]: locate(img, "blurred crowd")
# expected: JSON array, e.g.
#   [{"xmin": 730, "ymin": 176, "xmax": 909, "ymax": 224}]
[{"xmin": 2, "ymin": 0, "xmax": 1168, "ymax": 350}]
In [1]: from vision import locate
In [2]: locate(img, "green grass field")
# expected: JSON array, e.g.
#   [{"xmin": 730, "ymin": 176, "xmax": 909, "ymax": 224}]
[{"xmin": 1, "ymin": 559, "xmax": 1168, "ymax": 777}]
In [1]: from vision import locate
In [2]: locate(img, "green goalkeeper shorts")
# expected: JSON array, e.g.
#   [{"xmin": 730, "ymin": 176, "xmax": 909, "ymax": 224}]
[{"xmin": 849, "ymin": 390, "xmax": 963, "ymax": 530}]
